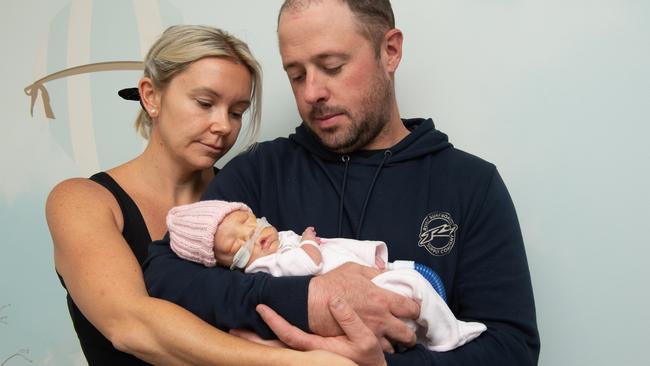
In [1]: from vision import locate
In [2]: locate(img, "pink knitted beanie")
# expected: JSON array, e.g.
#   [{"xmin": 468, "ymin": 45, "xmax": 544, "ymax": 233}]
[{"xmin": 167, "ymin": 200, "xmax": 252, "ymax": 267}]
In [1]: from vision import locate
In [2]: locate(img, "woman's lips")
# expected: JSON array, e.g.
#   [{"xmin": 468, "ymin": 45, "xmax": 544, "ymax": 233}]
[{"xmin": 199, "ymin": 142, "xmax": 222, "ymax": 153}]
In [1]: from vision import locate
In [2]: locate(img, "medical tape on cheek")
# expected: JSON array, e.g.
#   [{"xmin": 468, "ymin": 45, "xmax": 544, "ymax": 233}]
[{"xmin": 230, "ymin": 217, "xmax": 273, "ymax": 270}]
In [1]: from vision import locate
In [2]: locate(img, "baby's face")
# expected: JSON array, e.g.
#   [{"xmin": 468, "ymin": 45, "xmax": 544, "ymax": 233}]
[{"xmin": 214, "ymin": 210, "xmax": 280, "ymax": 267}]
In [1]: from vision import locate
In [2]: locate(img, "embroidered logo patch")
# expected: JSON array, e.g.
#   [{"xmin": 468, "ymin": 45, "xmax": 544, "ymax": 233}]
[{"xmin": 418, "ymin": 212, "xmax": 458, "ymax": 256}]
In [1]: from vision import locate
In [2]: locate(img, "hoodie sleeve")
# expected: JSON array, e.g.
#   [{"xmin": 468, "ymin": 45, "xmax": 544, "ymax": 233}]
[
  {"xmin": 385, "ymin": 168, "xmax": 539, "ymax": 365},
  {"xmin": 144, "ymin": 150, "xmax": 313, "ymax": 338},
  {"xmin": 143, "ymin": 237, "xmax": 311, "ymax": 338}
]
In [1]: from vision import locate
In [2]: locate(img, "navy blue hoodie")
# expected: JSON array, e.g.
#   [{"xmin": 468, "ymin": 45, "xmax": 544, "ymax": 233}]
[{"xmin": 144, "ymin": 118, "xmax": 540, "ymax": 365}]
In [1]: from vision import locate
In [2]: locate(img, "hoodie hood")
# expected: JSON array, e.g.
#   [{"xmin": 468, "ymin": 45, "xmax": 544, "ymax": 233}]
[
  {"xmin": 289, "ymin": 118, "xmax": 453, "ymax": 238},
  {"xmin": 290, "ymin": 118, "xmax": 452, "ymax": 164}
]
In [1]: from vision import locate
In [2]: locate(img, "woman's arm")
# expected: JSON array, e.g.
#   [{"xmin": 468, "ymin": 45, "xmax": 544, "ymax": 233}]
[
  {"xmin": 257, "ymin": 298, "xmax": 387, "ymax": 366},
  {"xmin": 46, "ymin": 178, "xmax": 354, "ymax": 366}
]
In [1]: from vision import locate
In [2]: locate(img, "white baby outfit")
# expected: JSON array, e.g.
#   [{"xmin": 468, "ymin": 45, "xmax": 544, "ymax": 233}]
[{"xmin": 246, "ymin": 230, "xmax": 487, "ymax": 352}]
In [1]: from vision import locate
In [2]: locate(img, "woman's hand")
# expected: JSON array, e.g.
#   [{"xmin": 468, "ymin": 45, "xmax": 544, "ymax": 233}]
[
  {"xmin": 298, "ymin": 350, "xmax": 359, "ymax": 366},
  {"xmin": 229, "ymin": 328, "xmax": 288, "ymax": 348},
  {"xmin": 230, "ymin": 329, "xmax": 358, "ymax": 366},
  {"xmin": 257, "ymin": 298, "xmax": 387, "ymax": 366}
]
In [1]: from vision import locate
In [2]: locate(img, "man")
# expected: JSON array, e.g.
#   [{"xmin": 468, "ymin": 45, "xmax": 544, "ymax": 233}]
[{"xmin": 145, "ymin": 1, "xmax": 540, "ymax": 365}]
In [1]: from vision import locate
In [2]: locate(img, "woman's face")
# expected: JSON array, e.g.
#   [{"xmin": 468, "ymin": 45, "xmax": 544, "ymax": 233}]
[{"xmin": 153, "ymin": 57, "xmax": 253, "ymax": 170}]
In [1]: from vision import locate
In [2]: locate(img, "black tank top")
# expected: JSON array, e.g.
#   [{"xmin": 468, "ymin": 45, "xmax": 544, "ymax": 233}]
[{"xmin": 58, "ymin": 172, "xmax": 152, "ymax": 365}]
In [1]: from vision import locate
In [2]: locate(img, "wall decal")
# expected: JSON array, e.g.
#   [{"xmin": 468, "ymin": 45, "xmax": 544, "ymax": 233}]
[
  {"xmin": 25, "ymin": 61, "xmax": 144, "ymax": 119},
  {"xmin": 1, "ymin": 305, "xmax": 33, "ymax": 365}
]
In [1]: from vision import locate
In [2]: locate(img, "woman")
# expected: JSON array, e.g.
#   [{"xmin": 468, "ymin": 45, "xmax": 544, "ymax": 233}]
[{"xmin": 46, "ymin": 25, "xmax": 354, "ymax": 366}]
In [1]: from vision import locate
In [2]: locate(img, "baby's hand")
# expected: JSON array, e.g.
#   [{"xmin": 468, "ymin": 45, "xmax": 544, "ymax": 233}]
[
  {"xmin": 301, "ymin": 226, "xmax": 322, "ymax": 245},
  {"xmin": 300, "ymin": 227, "xmax": 323, "ymax": 266},
  {"xmin": 301, "ymin": 244, "xmax": 322, "ymax": 266}
]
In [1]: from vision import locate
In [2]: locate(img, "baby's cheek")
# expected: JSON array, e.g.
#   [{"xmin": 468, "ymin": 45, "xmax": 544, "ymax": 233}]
[
  {"xmin": 213, "ymin": 231, "xmax": 220, "ymax": 247},
  {"xmin": 261, "ymin": 226, "xmax": 278, "ymax": 237}
]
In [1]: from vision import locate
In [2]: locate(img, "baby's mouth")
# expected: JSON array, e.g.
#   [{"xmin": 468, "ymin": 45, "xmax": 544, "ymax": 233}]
[{"xmin": 259, "ymin": 235, "xmax": 270, "ymax": 249}]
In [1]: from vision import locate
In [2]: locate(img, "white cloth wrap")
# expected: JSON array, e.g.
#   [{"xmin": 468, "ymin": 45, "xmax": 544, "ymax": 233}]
[
  {"xmin": 245, "ymin": 230, "xmax": 486, "ymax": 351},
  {"xmin": 372, "ymin": 269, "xmax": 487, "ymax": 351}
]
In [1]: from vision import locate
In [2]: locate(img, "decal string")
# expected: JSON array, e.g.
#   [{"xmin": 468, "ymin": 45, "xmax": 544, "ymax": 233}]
[{"xmin": 24, "ymin": 61, "xmax": 143, "ymax": 119}]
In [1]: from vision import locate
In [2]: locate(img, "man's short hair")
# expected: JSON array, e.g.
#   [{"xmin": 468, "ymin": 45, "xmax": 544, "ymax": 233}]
[{"xmin": 279, "ymin": 0, "xmax": 395, "ymax": 54}]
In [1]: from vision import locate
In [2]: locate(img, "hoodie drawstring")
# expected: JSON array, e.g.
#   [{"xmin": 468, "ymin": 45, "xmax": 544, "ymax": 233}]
[
  {"xmin": 337, "ymin": 155, "xmax": 350, "ymax": 237},
  {"xmin": 355, "ymin": 150, "xmax": 392, "ymax": 239}
]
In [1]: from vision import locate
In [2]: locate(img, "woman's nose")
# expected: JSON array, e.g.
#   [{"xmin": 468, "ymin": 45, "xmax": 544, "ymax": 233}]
[{"xmin": 209, "ymin": 109, "xmax": 232, "ymax": 135}]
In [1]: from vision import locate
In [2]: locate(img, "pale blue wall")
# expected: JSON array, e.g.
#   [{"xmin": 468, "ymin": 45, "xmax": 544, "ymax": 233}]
[{"xmin": 1, "ymin": 1, "xmax": 648, "ymax": 365}]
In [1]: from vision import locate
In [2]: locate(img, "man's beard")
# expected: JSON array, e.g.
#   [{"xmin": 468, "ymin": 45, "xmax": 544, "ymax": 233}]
[{"xmin": 306, "ymin": 69, "xmax": 393, "ymax": 154}]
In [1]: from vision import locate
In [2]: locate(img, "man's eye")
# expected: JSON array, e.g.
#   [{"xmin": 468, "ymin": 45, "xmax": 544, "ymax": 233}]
[
  {"xmin": 289, "ymin": 74, "xmax": 304, "ymax": 82},
  {"xmin": 324, "ymin": 65, "xmax": 343, "ymax": 74}
]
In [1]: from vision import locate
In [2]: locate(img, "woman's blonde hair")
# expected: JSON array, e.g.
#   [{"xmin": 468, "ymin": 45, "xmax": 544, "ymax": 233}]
[{"xmin": 136, "ymin": 25, "xmax": 262, "ymax": 146}]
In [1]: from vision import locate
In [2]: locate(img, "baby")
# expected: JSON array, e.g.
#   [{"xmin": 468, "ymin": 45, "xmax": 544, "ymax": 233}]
[{"xmin": 167, "ymin": 200, "xmax": 486, "ymax": 352}]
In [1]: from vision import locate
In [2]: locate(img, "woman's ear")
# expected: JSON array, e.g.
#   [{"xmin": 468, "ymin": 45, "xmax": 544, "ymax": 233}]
[
  {"xmin": 382, "ymin": 28, "xmax": 404, "ymax": 74},
  {"xmin": 138, "ymin": 77, "xmax": 160, "ymax": 118}
]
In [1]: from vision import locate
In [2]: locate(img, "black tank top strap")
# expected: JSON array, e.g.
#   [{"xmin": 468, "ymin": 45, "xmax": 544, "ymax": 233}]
[{"xmin": 90, "ymin": 172, "xmax": 152, "ymax": 265}]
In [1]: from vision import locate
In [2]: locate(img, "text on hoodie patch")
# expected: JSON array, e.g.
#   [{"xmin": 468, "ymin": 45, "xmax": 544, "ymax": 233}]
[{"xmin": 418, "ymin": 212, "xmax": 458, "ymax": 256}]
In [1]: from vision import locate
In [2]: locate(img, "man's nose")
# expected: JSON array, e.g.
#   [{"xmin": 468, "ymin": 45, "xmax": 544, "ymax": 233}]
[{"xmin": 303, "ymin": 71, "xmax": 329, "ymax": 105}]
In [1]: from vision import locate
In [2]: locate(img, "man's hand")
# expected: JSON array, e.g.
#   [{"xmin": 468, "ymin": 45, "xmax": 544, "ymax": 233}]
[
  {"xmin": 308, "ymin": 262, "xmax": 419, "ymax": 346},
  {"xmin": 258, "ymin": 298, "xmax": 386, "ymax": 366}
]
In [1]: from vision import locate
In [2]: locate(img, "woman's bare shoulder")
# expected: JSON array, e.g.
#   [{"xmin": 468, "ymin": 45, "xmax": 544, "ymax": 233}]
[
  {"xmin": 46, "ymin": 177, "xmax": 122, "ymax": 233},
  {"xmin": 47, "ymin": 177, "xmax": 115, "ymax": 208}
]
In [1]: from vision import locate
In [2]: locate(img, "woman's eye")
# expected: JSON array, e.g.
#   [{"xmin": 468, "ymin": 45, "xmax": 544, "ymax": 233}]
[{"xmin": 196, "ymin": 100, "xmax": 212, "ymax": 108}]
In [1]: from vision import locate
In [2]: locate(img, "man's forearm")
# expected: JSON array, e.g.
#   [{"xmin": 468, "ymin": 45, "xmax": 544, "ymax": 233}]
[{"xmin": 144, "ymin": 240, "xmax": 311, "ymax": 338}]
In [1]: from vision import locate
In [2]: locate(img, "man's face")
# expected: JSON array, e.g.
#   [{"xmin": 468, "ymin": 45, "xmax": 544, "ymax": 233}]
[{"xmin": 278, "ymin": 0, "xmax": 393, "ymax": 153}]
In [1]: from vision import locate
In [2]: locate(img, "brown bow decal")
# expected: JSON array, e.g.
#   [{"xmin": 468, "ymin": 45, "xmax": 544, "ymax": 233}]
[{"xmin": 24, "ymin": 61, "xmax": 143, "ymax": 119}]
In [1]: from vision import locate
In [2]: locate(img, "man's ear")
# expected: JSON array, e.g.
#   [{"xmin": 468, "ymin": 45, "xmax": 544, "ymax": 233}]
[
  {"xmin": 382, "ymin": 28, "xmax": 403, "ymax": 74},
  {"xmin": 138, "ymin": 77, "xmax": 161, "ymax": 118}
]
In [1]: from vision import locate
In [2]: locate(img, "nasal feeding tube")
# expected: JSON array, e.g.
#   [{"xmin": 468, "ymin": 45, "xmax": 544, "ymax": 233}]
[{"xmin": 230, "ymin": 217, "xmax": 272, "ymax": 270}]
